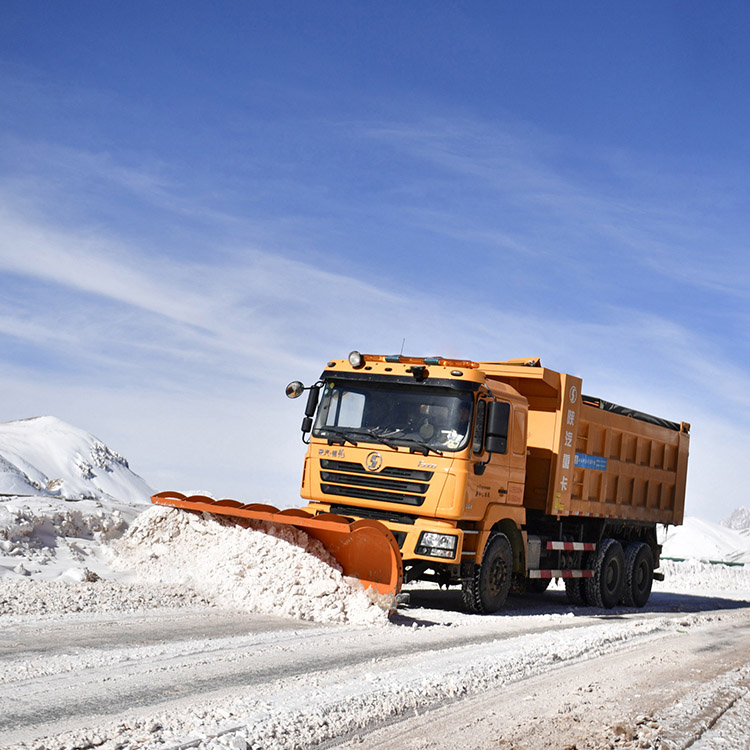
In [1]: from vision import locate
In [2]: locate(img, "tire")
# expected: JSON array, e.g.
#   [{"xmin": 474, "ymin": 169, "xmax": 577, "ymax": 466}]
[
  {"xmin": 565, "ymin": 577, "xmax": 588, "ymax": 606},
  {"xmin": 462, "ymin": 532, "xmax": 513, "ymax": 614},
  {"xmin": 622, "ymin": 542, "xmax": 654, "ymax": 607},
  {"xmin": 585, "ymin": 538, "xmax": 625, "ymax": 609},
  {"xmin": 564, "ymin": 549, "xmax": 592, "ymax": 606}
]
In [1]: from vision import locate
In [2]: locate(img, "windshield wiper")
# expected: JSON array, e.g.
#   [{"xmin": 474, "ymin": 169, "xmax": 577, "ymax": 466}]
[
  {"xmin": 319, "ymin": 428, "xmax": 358, "ymax": 447},
  {"xmin": 345, "ymin": 428, "xmax": 401, "ymax": 450},
  {"xmin": 390, "ymin": 436, "xmax": 443, "ymax": 457}
]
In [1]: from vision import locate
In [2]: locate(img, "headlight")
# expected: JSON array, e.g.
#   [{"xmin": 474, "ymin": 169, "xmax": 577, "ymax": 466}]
[
  {"xmin": 348, "ymin": 350, "xmax": 364, "ymax": 368},
  {"xmin": 416, "ymin": 532, "xmax": 458, "ymax": 559}
]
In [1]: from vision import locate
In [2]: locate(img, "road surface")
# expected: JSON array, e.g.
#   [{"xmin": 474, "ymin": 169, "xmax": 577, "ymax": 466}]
[{"xmin": 2, "ymin": 585, "xmax": 749, "ymax": 749}]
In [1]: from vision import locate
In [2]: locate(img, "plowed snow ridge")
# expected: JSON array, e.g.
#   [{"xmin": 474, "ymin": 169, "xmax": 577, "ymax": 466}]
[{"xmin": 109, "ymin": 506, "xmax": 391, "ymax": 625}]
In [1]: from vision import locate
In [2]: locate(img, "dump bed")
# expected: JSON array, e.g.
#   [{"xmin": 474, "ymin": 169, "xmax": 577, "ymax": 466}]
[{"xmin": 481, "ymin": 361, "xmax": 689, "ymax": 527}]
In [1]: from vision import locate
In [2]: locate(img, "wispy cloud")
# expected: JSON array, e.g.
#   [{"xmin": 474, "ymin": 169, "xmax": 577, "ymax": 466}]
[
  {"xmin": 361, "ymin": 117, "xmax": 750, "ymax": 299},
  {"xmin": 0, "ymin": 123, "xmax": 747, "ymax": 518}
]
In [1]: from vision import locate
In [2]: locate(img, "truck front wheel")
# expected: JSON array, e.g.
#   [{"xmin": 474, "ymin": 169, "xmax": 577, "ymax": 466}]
[
  {"xmin": 462, "ymin": 532, "xmax": 513, "ymax": 614},
  {"xmin": 622, "ymin": 542, "xmax": 654, "ymax": 607},
  {"xmin": 585, "ymin": 538, "xmax": 625, "ymax": 608}
]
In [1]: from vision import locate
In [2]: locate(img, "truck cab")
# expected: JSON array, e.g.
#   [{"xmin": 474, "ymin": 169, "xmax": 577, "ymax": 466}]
[{"xmin": 292, "ymin": 351, "xmax": 529, "ymax": 609}]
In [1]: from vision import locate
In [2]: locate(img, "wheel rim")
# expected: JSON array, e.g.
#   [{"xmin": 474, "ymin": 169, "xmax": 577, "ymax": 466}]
[
  {"xmin": 488, "ymin": 556, "xmax": 506, "ymax": 597},
  {"xmin": 604, "ymin": 556, "xmax": 622, "ymax": 596},
  {"xmin": 635, "ymin": 558, "xmax": 650, "ymax": 594}
]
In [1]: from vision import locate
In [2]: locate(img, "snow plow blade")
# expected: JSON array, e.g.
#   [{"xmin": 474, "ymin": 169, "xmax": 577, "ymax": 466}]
[{"xmin": 151, "ymin": 491, "xmax": 403, "ymax": 596}]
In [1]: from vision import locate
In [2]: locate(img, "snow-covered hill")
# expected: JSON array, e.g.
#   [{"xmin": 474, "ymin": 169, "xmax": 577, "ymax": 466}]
[
  {"xmin": 660, "ymin": 516, "xmax": 750, "ymax": 564},
  {"xmin": 0, "ymin": 416, "xmax": 152, "ymax": 504},
  {"xmin": 723, "ymin": 506, "xmax": 750, "ymax": 531},
  {"xmin": 0, "ymin": 416, "xmax": 153, "ymax": 581}
]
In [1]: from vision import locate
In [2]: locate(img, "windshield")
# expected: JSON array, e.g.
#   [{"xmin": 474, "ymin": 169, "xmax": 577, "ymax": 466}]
[{"xmin": 313, "ymin": 380, "xmax": 474, "ymax": 452}]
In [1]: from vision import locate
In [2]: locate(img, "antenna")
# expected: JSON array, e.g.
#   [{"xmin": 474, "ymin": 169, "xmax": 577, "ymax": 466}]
[{"xmin": 400, "ymin": 338, "xmax": 406, "ymax": 355}]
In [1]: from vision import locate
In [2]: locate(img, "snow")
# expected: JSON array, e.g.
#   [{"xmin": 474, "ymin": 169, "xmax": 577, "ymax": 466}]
[
  {"xmin": 0, "ymin": 415, "xmax": 747, "ymax": 621},
  {"xmin": 109, "ymin": 506, "xmax": 392, "ymax": 625},
  {"xmin": 660, "ymin": 515, "xmax": 750, "ymax": 564},
  {"xmin": 0, "ymin": 416, "xmax": 153, "ymax": 504},
  {"xmin": 722, "ymin": 505, "xmax": 750, "ymax": 530},
  {"xmin": 0, "ymin": 415, "xmax": 749, "ymax": 749}
]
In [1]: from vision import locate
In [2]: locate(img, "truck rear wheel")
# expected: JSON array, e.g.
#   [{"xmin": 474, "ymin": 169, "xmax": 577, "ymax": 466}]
[
  {"xmin": 622, "ymin": 542, "xmax": 654, "ymax": 607},
  {"xmin": 565, "ymin": 578, "xmax": 588, "ymax": 605},
  {"xmin": 462, "ymin": 532, "xmax": 512, "ymax": 614},
  {"xmin": 585, "ymin": 538, "xmax": 625, "ymax": 609}
]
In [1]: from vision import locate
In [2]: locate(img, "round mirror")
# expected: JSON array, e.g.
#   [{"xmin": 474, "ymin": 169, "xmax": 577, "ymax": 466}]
[{"xmin": 285, "ymin": 381, "xmax": 305, "ymax": 399}]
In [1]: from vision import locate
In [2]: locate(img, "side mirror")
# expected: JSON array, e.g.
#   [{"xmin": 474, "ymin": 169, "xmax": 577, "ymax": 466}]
[
  {"xmin": 286, "ymin": 381, "xmax": 320, "ymax": 443},
  {"xmin": 285, "ymin": 381, "xmax": 305, "ymax": 399},
  {"xmin": 474, "ymin": 400, "xmax": 510, "ymax": 475},
  {"xmin": 485, "ymin": 401, "xmax": 510, "ymax": 455}
]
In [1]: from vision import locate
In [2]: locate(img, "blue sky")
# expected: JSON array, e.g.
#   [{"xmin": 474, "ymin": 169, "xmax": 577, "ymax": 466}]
[{"xmin": 1, "ymin": 2, "xmax": 749, "ymax": 521}]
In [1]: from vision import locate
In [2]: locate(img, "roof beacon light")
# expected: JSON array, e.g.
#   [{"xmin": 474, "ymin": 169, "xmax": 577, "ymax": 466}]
[{"xmin": 348, "ymin": 350, "xmax": 365, "ymax": 369}]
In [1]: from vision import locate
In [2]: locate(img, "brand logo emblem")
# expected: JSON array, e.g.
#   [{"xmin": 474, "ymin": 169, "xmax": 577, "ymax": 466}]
[
  {"xmin": 569, "ymin": 385, "xmax": 578, "ymax": 404},
  {"xmin": 365, "ymin": 451, "xmax": 383, "ymax": 472}
]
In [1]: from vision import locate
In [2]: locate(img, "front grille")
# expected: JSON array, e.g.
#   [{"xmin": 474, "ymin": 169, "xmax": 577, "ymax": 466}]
[
  {"xmin": 319, "ymin": 459, "xmax": 432, "ymax": 506},
  {"xmin": 325, "ymin": 504, "xmax": 411, "ymax": 548},
  {"xmin": 321, "ymin": 483, "xmax": 424, "ymax": 505},
  {"xmin": 321, "ymin": 460, "xmax": 433, "ymax": 481},
  {"xmin": 329, "ymin": 503, "xmax": 417, "ymax": 525},
  {"xmin": 320, "ymin": 471, "xmax": 429, "ymax": 494}
]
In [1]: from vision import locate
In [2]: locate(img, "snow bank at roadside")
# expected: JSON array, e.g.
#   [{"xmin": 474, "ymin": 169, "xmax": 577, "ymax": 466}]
[
  {"xmin": 0, "ymin": 578, "xmax": 212, "ymax": 617},
  {"xmin": 109, "ymin": 506, "xmax": 391, "ymax": 626},
  {"xmin": 656, "ymin": 558, "xmax": 750, "ymax": 594},
  {"xmin": 0, "ymin": 495, "xmax": 142, "ymax": 580}
]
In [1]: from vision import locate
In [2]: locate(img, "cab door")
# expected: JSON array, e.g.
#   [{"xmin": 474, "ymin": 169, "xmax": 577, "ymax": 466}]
[
  {"xmin": 465, "ymin": 397, "xmax": 511, "ymax": 516},
  {"xmin": 507, "ymin": 402, "xmax": 528, "ymax": 505}
]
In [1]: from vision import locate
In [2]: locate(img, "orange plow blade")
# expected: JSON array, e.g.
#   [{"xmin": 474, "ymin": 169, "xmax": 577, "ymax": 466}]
[{"xmin": 151, "ymin": 491, "xmax": 403, "ymax": 596}]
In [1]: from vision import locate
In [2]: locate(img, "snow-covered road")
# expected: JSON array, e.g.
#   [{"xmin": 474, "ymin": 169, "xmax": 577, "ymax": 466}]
[
  {"xmin": 2, "ymin": 577, "xmax": 749, "ymax": 750},
  {"xmin": 2, "ymin": 416, "xmax": 750, "ymax": 749}
]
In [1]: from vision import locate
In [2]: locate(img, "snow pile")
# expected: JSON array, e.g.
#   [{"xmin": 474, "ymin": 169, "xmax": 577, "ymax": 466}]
[
  {"xmin": 722, "ymin": 506, "xmax": 750, "ymax": 530},
  {"xmin": 110, "ymin": 506, "xmax": 392, "ymax": 626},
  {"xmin": 0, "ymin": 579, "xmax": 211, "ymax": 616},
  {"xmin": 656, "ymin": 558, "xmax": 750, "ymax": 593},
  {"xmin": 0, "ymin": 417, "xmax": 393, "ymax": 625},
  {"xmin": 0, "ymin": 416, "xmax": 153, "ymax": 504},
  {"xmin": 0, "ymin": 496, "xmax": 130, "ymax": 579},
  {"xmin": 660, "ymin": 515, "xmax": 750, "ymax": 564}
]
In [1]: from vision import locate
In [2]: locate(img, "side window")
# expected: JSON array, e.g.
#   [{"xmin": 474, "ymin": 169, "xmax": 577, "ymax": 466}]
[
  {"xmin": 319, "ymin": 390, "xmax": 338, "ymax": 427},
  {"xmin": 512, "ymin": 408, "xmax": 526, "ymax": 456},
  {"xmin": 472, "ymin": 400, "xmax": 486, "ymax": 454}
]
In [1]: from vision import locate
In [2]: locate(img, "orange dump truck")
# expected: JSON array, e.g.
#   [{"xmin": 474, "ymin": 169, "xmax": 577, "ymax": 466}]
[{"xmin": 283, "ymin": 352, "xmax": 690, "ymax": 612}]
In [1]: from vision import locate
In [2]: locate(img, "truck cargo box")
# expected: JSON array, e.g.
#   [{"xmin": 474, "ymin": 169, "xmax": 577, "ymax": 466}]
[{"xmin": 482, "ymin": 362, "xmax": 689, "ymax": 527}]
